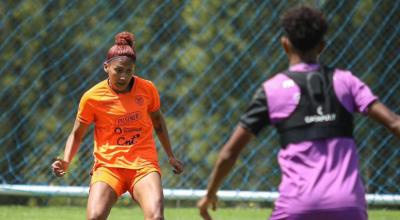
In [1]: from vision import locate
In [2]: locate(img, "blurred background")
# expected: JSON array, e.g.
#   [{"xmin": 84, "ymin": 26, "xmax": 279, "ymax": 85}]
[{"xmin": 0, "ymin": 0, "xmax": 399, "ymax": 208}]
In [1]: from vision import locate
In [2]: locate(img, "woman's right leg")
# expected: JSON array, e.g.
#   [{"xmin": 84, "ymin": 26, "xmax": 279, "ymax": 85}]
[{"xmin": 87, "ymin": 182, "xmax": 118, "ymax": 220}]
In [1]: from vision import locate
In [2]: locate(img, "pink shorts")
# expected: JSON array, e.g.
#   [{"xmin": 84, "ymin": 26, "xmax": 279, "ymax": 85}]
[{"xmin": 270, "ymin": 207, "xmax": 367, "ymax": 220}]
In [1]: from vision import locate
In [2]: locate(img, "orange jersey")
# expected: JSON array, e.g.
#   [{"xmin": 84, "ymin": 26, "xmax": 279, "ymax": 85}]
[{"xmin": 77, "ymin": 76, "xmax": 160, "ymax": 169}]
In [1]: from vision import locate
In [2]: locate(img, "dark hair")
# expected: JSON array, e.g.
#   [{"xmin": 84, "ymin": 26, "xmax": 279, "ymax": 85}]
[
  {"xmin": 281, "ymin": 6, "xmax": 328, "ymax": 51},
  {"xmin": 106, "ymin": 32, "xmax": 136, "ymax": 62}
]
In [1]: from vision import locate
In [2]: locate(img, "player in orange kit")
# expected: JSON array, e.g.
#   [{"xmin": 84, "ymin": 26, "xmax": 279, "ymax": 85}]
[{"xmin": 52, "ymin": 31, "xmax": 183, "ymax": 220}]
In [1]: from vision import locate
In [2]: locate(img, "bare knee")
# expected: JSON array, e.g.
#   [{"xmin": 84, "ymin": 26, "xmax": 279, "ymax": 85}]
[
  {"xmin": 145, "ymin": 215, "xmax": 164, "ymax": 220},
  {"xmin": 144, "ymin": 199, "xmax": 164, "ymax": 220},
  {"xmin": 144, "ymin": 209, "xmax": 164, "ymax": 220},
  {"xmin": 87, "ymin": 209, "xmax": 109, "ymax": 220}
]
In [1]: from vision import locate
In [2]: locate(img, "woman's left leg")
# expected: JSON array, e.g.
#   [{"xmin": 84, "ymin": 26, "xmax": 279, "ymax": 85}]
[{"xmin": 132, "ymin": 172, "xmax": 164, "ymax": 220}]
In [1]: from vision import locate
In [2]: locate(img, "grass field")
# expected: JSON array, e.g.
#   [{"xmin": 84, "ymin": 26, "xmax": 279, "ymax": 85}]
[{"xmin": 0, "ymin": 206, "xmax": 399, "ymax": 220}]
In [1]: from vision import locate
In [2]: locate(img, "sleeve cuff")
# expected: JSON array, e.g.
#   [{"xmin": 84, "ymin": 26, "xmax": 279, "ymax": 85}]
[{"xmin": 238, "ymin": 121, "xmax": 259, "ymax": 136}]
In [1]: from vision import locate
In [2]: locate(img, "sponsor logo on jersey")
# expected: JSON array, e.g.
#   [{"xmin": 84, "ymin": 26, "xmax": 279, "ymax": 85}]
[
  {"xmin": 304, "ymin": 105, "xmax": 336, "ymax": 123},
  {"xmin": 115, "ymin": 112, "xmax": 141, "ymax": 125}
]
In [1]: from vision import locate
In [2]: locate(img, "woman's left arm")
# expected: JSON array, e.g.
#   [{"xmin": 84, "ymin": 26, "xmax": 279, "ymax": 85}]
[{"xmin": 149, "ymin": 110, "xmax": 183, "ymax": 174}]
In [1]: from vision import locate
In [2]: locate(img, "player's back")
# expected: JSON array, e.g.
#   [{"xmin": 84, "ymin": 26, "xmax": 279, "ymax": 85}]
[{"xmin": 266, "ymin": 63, "xmax": 376, "ymax": 220}]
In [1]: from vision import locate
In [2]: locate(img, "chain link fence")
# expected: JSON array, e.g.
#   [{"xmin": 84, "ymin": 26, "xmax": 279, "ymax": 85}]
[{"xmin": 0, "ymin": 0, "xmax": 399, "ymax": 201}]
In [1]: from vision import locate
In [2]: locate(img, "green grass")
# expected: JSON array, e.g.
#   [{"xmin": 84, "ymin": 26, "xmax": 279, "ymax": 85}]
[{"xmin": 0, "ymin": 206, "xmax": 399, "ymax": 220}]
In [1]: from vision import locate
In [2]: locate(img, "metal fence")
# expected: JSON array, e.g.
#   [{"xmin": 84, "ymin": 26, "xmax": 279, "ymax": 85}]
[{"xmin": 0, "ymin": 0, "xmax": 399, "ymax": 203}]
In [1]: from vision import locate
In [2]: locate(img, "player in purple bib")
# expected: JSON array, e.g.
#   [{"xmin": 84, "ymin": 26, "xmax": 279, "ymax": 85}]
[{"xmin": 197, "ymin": 5, "xmax": 400, "ymax": 220}]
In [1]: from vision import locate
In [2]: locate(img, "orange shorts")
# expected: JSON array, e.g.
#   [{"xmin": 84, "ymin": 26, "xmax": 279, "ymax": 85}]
[{"xmin": 90, "ymin": 164, "xmax": 161, "ymax": 197}]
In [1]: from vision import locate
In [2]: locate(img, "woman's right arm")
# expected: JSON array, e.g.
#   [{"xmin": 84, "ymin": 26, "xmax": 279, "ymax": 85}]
[
  {"xmin": 52, "ymin": 118, "xmax": 90, "ymax": 177},
  {"xmin": 368, "ymin": 101, "xmax": 400, "ymax": 138}
]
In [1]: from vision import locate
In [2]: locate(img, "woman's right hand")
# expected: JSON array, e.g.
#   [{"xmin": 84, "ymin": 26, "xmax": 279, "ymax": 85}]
[{"xmin": 51, "ymin": 157, "xmax": 69, "ymax": 177}]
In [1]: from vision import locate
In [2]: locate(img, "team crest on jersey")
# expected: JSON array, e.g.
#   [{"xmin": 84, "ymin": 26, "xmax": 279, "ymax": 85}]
[{"xmin": 135, "ymin": 96, "xmax": 144, "ymax": 106}]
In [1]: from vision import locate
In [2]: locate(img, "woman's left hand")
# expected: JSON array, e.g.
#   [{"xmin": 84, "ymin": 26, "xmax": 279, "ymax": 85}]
[{"xmin": 168, "ymin": 157, "xmax": 184, "ymax": 174}]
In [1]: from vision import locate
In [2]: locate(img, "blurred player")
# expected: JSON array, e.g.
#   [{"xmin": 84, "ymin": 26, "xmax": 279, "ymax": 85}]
[
  {"xmin": 52, "ymin": 31, "xmax": 183, "ymax": 220},
  {"xmin": 197, "ymin": 5, "xmax": 400, "ymax": 220}
]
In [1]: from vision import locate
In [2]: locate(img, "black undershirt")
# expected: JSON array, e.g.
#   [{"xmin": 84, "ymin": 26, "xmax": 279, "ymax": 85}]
[{"xmin": 239, "ymin": 86, "xmax": 270, "ymax": 135}]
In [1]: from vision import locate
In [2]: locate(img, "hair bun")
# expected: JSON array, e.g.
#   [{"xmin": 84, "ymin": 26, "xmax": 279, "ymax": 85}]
[{"xmin": 115, "ymin": 32, "xmax": 135, "ymax": 47}]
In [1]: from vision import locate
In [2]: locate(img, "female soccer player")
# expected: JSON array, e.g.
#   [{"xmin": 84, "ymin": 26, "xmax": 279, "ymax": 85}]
[
  {"xmin": 197, "ymin": 6, "xmax": 400, "ymax": 220},
  {"xmin": 52, "ymin": 31, "xmax": 183, "ymax": 220}
]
